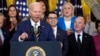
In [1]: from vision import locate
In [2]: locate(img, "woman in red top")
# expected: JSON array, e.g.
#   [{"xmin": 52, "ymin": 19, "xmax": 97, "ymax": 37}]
[{"xmin": 93, "ymin": 20, "xmax": 100, "ymax": 56}]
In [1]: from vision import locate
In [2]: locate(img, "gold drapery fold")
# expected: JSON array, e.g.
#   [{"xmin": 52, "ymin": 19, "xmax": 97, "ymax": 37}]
[
  {"xmin": 6, "ymin": 0, "xmax": 15, "ymax": 7},
  {"xmin": 27, "ymin": 0, "xmax": 36, "ymax": 7},
  {"xmin": 81, "ymin": 0, "xmax": 91, "ymax": 17},
  {"xmin": 48, "ymin": 0, "xmax": 57, "ymax": 12}
]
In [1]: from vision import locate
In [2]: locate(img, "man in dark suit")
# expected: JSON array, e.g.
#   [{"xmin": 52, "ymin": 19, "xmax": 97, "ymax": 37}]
[
  {"xmin": 0, "ymin": 13, "xmax": 10, "ymax": 56},
  {"xmin": 11, "ymin": 2, "xmax": 55, "ymax": 41},
  {"xmin": 47, "ymin": 12, "xmax": 68, "ymax": 56},
  {"xmin": 0, "ymin": 13, "xmax": 5, "ymax": 56},
  {"xmin": 68, "ymin": 16, "xmax": 96, "ymax": 56}
]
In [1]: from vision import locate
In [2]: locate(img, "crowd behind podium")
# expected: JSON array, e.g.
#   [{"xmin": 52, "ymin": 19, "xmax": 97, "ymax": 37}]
[{"xmin": 0, "ymin": 1, "xmax": 100, "ymax": 56}]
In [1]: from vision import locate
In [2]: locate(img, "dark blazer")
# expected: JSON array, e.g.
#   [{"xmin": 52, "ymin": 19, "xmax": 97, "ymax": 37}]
[
  {"xmin": 68, "ymin": 32, "xmax": 96, "ymax": 56},
  {"xmin": 0, "ymin": 28, "xmax": 10, "ymax": 56},
  {"xmin": 56, "ymin": 27, "xmax": 68, "ymax": 56},
  {"xmin": 11, "ymin": 19, "xmax": 55, "ymax": 41}
]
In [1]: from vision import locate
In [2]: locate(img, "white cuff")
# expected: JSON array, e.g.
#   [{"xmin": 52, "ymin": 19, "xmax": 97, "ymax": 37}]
[{"xmin": 18, "ymin": 36, "xmax": 24, "ymax": 42}]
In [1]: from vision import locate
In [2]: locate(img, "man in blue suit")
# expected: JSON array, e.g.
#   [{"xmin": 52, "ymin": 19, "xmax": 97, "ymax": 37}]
[
  {"xmin": 11, "ymin": 2, "xmax": 55, "ymax": 41},
  {"xmin": 47, "ymin": 12, "xmax": 68, "ymax": 56}
]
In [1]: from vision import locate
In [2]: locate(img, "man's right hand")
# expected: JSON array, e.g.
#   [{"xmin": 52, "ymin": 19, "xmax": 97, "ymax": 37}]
[{"xmin": 19, "ymin": 32, "xmax": 28, "ymax": 40}]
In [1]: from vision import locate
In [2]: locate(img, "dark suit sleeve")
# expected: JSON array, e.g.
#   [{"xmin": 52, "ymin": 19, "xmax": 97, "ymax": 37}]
[
  {"xmin": 11, "ymin": 23, "xmax": 23, "ymax": 41},
  {"xmin": 48, "ymin": 26, "xmax": 56, "ymax": 41},
  {"xmin": 89, "ymin": 36, "xmax": 96, "ymax": 56},
  {"xmin": 62, "ymin": 32, "xmax": 68, "ymax": 56}
]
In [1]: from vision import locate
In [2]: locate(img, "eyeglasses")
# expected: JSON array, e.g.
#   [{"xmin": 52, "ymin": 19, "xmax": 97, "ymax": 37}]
[{"xmin": 48, "ymin": 17, "xmax": 57, "ymax": 19}]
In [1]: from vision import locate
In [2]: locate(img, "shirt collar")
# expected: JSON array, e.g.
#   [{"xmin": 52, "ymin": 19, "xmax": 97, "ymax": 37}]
[
  {"xmin": 53, "ymin": 26, "xmax": 57, "ymax": 30},
  {"xmin": 75, "ymin": 31, "xmax": 83, "ymax": 36},
  {"xmin": 30, "ymin": 19, "xmax": 40, "ymax": 27}
]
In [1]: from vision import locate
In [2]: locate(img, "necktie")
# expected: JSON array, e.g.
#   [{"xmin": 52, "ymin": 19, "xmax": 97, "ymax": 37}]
[
  {"xmin": 77, "ymin": 34, "xmax": 81, "ymax": 50},
  {"xmin": 34, "ymin": 23, "xmax": 37, "ymax": 34},
  {"xmin": 0, "ymin": 36, "xmax": 2, "ymax": 47}
]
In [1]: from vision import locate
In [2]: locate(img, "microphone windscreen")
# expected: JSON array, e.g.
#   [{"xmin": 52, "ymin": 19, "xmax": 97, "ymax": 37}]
[{"xmin": 30, "ymin": 26, "xmax": 34, "ymax": 34}]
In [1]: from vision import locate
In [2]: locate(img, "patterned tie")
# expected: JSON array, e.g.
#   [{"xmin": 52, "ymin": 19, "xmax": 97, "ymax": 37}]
[
  {"xmin": 34, "ymin": 23, "xmax": 37, "ymax": 34},
  {"xmin": 77, "ymin": 34, "xmax": 81, "ymax": 50}
]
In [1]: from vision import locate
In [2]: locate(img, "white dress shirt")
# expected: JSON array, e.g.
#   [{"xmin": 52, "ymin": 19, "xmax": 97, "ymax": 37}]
[
  {"xmin": 64, "ymin": 20, "xmax": 71, "ymax": 29},
  {"xmin": 52, "ymin": 26, "xmax": 57, "ymax": 39},
  {"xmin": 75, "ymin": 31, "xmax": 83, "ymax": 43},
  {"xmin": 30, "ymin": 19, "xmax": 40, "ymax": 28}
]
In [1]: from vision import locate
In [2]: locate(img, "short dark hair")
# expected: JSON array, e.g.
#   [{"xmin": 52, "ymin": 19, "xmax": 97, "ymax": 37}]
[
  {"xmin": 47, "ymin": 12, "xmax": 58, "ymax": 17},
  {"xmin": 95, "ymin": 20, "xmax": 100, "ymax": 29}
]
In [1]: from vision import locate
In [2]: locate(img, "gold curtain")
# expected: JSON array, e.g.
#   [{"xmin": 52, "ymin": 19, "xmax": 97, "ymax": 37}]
[
  {"xmin": 48, "ymin": 0, "xmax": 57, "ymax": 12},
  {"xmin": 27, "ymin": 0, "xmax": 36, "ymax": 7},
  {"xmin": 81, "ymin": 0, "xmax": 91, "ymax": 17},
  {"xmin": 68, "ymin": 0, "xmax": 91, "ymax": 17},
  {"xmin": 6, "ymin": 0, "xmax": 15, "ymax": 7}
]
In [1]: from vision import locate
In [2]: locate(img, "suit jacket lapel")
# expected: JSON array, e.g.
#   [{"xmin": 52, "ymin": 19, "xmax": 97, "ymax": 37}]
[
  {"xmin": 39, "ymin": 20, "xmax": 45, "ymax": 38},
  {"xmin": 27, "ymin": 19, "xmax": 31, "ymax": 32},
  {"xmin": 81, "ymin": 32, "xmax": 88, "ymax": 46},
  {"xmin": 72, "ymin": 33, "xmax": 78, "ymax": 46}
]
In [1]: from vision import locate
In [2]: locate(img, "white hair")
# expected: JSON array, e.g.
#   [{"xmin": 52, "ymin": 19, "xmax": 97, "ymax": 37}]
[
  {"xmin": 28, "ymin": 2, "xmax": 42, "ymax": 10},
  {"xmin": 76, "ymin": 16, "xmax": 85, "ymax": 23}
]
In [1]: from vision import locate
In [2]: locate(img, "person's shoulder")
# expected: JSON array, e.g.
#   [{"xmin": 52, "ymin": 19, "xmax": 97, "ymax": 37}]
[
  {"xmin": 1, "ymin": 28, "xmax": 10, "ymax": 34},
  {"xmin": 83, "ymin": 32, "xmax": 93, "ymax": 38},
  {"xmin": 18, "ymin": 19, "xmax": 30, "ymax": 25},
  {"xmin": 93, "ymin": 34, "xmax": 99, "ymax": 38},
  {"xmin": 57, "ymin": 16, "xmax": 64, "ymax": 24},
  {"xmin": 72, "ymin": 16, "xmax": 77, "ymax": 18},
  {"xmin": 40, "ymin": 20, "xmax": 51, "ymax": 27},
  {"xmin": 68, "ymin": 33, "xmax": 74, "ymax": 37},
  {"xmin": 71, "ymin": 16, "xmax": 77, "ymax": 21},
  {"xmin": 58, "ymin": 27, "xmax": 66, "ymax": 33},
  {"xmin": 58, "ymin": 16, "xmax": 64, "ymax": 20},
  {"xmin": 67, "ymin": 33, "xmax": 75, "ymax": 40}
]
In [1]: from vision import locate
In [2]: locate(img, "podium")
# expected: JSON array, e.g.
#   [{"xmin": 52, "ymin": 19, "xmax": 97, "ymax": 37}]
[{"xmin": 10, "ymin": 41, "xmax": 62, "ymax": 56}]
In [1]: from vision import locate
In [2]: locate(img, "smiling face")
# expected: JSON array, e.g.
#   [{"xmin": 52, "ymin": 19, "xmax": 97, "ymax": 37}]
[
  {"xmin": 74, "ymin": 16, "xmax": 85, "ymax": 33},
  {"xmin": 29, "ymin": 2, "xmax": 43, "ymax": 23},
  {"xmin": 47, "ymin": 13, "xmax": 58, "ymax": 27}
]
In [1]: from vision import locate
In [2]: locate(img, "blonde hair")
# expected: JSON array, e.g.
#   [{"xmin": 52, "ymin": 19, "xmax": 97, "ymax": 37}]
[{"xmin": 61, "ymin": 2, "xmax": 74, "ymax": 17}]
